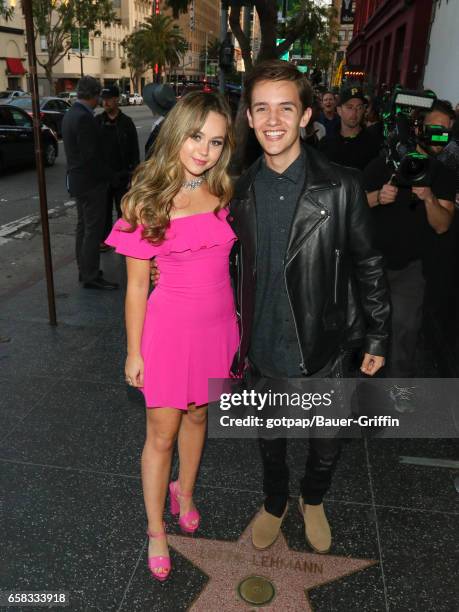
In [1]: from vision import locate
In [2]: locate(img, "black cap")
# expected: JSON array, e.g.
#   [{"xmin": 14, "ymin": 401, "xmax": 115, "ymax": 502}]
[
  {"xmin": 338, "ymin": 87, "xmax": 367, "ymax": 106},
  {"xmin": 101, "ymin": 85, "xmax": 120, "ymax": 99},
  {"xmin": 142, "ymin": 83, "xmax": 176, "ymax": 116}
]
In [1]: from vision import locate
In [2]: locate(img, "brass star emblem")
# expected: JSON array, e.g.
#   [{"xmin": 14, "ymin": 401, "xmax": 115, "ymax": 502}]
[{"xmin": 169, "ymin": 521, "xmax": 376, "ymax": 610}]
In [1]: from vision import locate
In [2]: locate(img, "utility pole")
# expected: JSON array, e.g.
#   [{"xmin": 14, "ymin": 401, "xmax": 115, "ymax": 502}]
[
  {"xmin": 78, "ymin": 28, "xmax": 84, "ymax": 77},
  {"xmin": 205, "ymin": 31, "xmax": 208, "ymax": 79},
  {"xmin": 22, "ymin": 0, "xmax": 57, "ymax": 326},
  {"xmin": 219, "ymin": 1, "xmax": 228, "ymax": 93}
]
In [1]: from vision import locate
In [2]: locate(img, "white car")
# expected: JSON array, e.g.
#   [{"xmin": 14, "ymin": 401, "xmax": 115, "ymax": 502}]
[
  {"xmin": 0, "ymin": 90, "xmax": 28, "ymax": 102},
  {"xmin": 128, "ymin": 92, "xmax": 143, "ymax": 105}
]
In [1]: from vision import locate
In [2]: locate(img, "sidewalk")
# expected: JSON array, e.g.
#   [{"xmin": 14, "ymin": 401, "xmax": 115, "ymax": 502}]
[{"xmin": 0, "ymin": 251, "xmax": 457, "ymax": 612}]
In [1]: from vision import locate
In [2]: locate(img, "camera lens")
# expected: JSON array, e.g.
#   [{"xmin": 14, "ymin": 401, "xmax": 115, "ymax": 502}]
[{"xmin": 399, "ymin": 154, "xmax": 429, "ymax": 184}]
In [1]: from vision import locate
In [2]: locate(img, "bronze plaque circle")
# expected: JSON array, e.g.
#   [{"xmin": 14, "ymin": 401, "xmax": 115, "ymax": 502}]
[{"xmin": 237, "ymin": 575, "xmax": 276, "ymax": 606}]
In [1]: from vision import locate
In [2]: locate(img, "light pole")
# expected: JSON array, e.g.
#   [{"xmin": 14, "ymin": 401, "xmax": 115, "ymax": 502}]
[
  {"xmin": 204, "ymin": 30, "xmax": 213, "ymax": 80},
  {"xmin": 205, "ymin": 32, "xmax": 207, "ymax": 79}
]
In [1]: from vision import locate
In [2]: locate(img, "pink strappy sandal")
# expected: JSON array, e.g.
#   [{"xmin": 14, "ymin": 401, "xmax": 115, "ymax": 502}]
[
  {"xmin": 146, "ymin": 526, "xmax": 171, "ymax": 581},
  {"xmin": 169, "ymin": 480, "xmax": 200, "ymax": 534}
]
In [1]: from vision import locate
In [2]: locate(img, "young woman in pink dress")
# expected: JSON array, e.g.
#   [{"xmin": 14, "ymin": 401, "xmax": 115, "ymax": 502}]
[{"xmin": 105, "ymin": 92, "xmax": 239, "ymax": 581}]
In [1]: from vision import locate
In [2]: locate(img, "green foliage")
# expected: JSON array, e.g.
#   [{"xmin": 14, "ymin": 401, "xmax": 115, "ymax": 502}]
[
  {"xmin": 121, "ymin": 31, "xmax": 146, "ymax": 85},
  {"xmin": 136, "ymin": 14, "xmax": 187, "ymax": 74},
  {"xmin": 0, "ymin": 0, "xmax": 14, "ymax": 20},
  {"xmin": 279, "ymin": 0, "xmax": 335, "ymax": 61}
]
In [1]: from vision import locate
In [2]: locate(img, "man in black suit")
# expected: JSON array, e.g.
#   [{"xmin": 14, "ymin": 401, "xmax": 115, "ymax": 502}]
[{"xmin": 62, "ymin": 76, "xmax": 118, "ymax": 290}]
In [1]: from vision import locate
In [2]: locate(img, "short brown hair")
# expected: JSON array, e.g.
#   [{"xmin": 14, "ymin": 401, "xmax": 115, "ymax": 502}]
[{"xmin": 244, "ymin": 60, "xmax": 313, "ymax": 111}]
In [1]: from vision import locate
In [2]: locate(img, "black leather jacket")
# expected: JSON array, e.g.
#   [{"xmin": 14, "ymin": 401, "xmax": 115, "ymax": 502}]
[{"xmin": 228, "ymin": 147, "xmax": 391, "ymax": 377}]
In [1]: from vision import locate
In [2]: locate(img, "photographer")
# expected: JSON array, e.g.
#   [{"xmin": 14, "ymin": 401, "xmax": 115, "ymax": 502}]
[{"xmin": 363, "ymin": 100, "xmax": 455, "ymax": 405}]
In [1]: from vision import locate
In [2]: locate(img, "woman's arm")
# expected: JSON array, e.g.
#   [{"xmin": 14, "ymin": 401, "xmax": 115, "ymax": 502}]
[{"xmin": 125, "ymin": 256, "xmax": 151, "ymax": 387}]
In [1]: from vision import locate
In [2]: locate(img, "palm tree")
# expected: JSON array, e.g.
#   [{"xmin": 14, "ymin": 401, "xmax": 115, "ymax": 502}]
[{"xmin": 137, "ymin": 14, "xmax": 187, "ymax": 82}]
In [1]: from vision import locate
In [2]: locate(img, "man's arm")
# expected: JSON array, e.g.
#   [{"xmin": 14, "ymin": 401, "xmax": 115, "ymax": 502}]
[
  {"xmin": 411, "ymin": 186, "xmax": 454, "ymax": 234},
  {"xmin": 127, "ymin": 116, "xmax": 140, "ymax": 169},
  {"xmin": 347, "ymin": 172, "xmax": 391, "ymax": 360}
]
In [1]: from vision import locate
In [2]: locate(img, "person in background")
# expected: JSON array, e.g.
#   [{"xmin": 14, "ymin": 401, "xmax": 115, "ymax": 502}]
[
  {"xmin": 97, "ymin": 85, "xmax": 140, "ymax": 245},
  {"xmin": 363, "ymin": 100, "xmax": 455, "ymax": 410},
  {"xmin": 319, "ymin": 87, "xmax": 382, "ymax": 171},
  {"xmin": 301, "ymin": 98, "xmax": 326, "ymax": 148},
  {"xmin": 143, "ymin": 83, "xmax": 176, "ymax": 160},
  {"xmin": 62, "ymin": 76, "xmax": 118, "ymax": 290},
  {"xmin": 317, "ymin": 91, "xmax": 340, "ymax": 140}
]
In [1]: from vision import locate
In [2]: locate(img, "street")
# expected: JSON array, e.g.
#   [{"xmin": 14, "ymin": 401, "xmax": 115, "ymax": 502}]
[{"xmin": 0, "ymin": 105, "xmax": 154, "ymax": 299}]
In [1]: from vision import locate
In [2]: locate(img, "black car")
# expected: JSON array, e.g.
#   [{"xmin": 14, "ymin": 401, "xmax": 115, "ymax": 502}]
[
  {"xmin": 0, "ymin": 104, "xmax": 58, "ymax": 171},
  {"xmin": 9, "ymin": 96, "xmax": 71, "ymax": 137}
]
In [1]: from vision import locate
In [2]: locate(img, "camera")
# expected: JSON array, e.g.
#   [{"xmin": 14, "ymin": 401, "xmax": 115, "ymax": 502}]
[{"xmin": 382, "ymin": 87, "xmax": 451, "ymax": 187}]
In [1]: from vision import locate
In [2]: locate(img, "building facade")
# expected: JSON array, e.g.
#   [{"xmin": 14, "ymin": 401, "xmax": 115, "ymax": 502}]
[
  {"xmin": 36, "ymin": 0, "xmax": 153, "ymax": 95},
  {"xmin": 0, "ymin": 0, "xmax": 27, "ymax": 92},
  {"xmin": 171, "ymin": 0, "xmax": 221, "ymax": 78},
  {"xmin": 423, "ymin": 0, "xmax": 459, "ymax": 105},
  {"xmin": 330, "ymin": 0, "xmax": 356, "ymax": 85},
  {"xmin": 2, "ymin": 0, "xmax": 221, "ymax": 97},
  {"xmin": 346, "ymin": 0, "xmax": 434, "ymax": 91}
]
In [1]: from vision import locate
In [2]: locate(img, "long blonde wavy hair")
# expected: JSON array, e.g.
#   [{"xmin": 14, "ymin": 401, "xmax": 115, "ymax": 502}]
[{"xmin": 121, "ymin": 91, "xmax": 235, "ymax": 244}]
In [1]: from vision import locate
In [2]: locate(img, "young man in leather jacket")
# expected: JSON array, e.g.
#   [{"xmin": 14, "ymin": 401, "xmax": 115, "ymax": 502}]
[{"xmin": 228, "ymin": 61, "xmax": 391, "ymax": 554}]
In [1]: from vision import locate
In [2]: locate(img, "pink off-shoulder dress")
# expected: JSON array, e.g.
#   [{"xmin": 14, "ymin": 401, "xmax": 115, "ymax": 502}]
[{"xmin": 105, "ymin": 209, "xmax": 239, "ymax": 410}]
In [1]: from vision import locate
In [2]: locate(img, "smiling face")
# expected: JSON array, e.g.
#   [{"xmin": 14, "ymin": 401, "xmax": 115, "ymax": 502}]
[
  {"xmin": 247, "ymin": 79, "xmax": 311, "ymax": 171},
  {"xmin": 179, "ymin": 111, "xmax": 227, "ymax": 180}
]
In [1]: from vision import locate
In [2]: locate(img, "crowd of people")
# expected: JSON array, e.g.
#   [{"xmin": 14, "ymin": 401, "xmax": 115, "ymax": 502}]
[{"xmin": 61, "ymin": 65, "xmax": 458, "ymax": 582}]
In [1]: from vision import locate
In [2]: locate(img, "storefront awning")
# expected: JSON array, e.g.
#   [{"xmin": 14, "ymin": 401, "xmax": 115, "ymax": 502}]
[{"xmin": 6, "ymin": 57, "xmax": 27, "ymax": 75}]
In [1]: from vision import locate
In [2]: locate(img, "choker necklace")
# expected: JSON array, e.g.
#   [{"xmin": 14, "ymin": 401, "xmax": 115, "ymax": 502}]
[{"xmin": 182, "ymin": 176, "xmax": 204, "ymax": 190}]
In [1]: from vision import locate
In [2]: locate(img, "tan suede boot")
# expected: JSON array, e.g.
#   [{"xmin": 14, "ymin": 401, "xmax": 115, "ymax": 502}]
[
  {"xmin": 298, "ymin": 497, "xmax": 331, "ymax": 554},
  {"xmin": 251, "ymin": 504, "xmax": 288, "ymax": 550}
]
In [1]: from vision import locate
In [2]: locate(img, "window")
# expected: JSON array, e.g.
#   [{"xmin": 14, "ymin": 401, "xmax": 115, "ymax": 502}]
[
  {"xmin": 0, "ymin": 107, "xmax": 14, "ymax": 126},
  {"xmin": 10, "ymin": 109, "xmax": 32, "ymax": 128},
  {"xmin": 44, "ymin": 100, "xmax": 59, "ymax": 111},
  {"xmin": 338, "ymin": 30, "xmax": 345, "ymax": 42},
  {"xmin": 40, "ymin": 35, "xmax": 48, "ymax": 51}
]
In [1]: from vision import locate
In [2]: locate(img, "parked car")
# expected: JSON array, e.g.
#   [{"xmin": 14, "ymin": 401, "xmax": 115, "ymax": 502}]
[
  {"xmin": 0, "ymin": 90, "xmax": 28, "ymax": 102},
  {"xmin": 0, "ymin": 104, "xmax": 58, "ymax": 171},
  {"xmin": 128, "ymin": 92, "xmax": 143, "ymax": 105},
  {"xmin": 57, "ymin": 91, "xmax": 77, "ymax": 105},
  {"xmin": 119, "ymin": 92, "xmax": 129, "ymax": 106},
  {"xmin": 9, "ymin": 96, "xmax": 71, "ymax": 137}
]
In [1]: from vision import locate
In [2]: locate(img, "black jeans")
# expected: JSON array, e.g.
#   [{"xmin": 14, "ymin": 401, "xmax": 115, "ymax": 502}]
[
  {"xmin": 256, "ymin": 350, "xmax": 349, "ymax": 508},
  {"xmin": 385, "ymin": 260, "xmax": 425, "ymax": 377},
  {"xmin": 75, "ymin": 183, "xmax": 108, "ymax": 283},
  {"xmin": 103, "ymin": 184, "xmax": 128, "ymax": 241}
]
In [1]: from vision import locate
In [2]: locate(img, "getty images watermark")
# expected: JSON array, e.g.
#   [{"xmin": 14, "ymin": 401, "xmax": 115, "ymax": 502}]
[{"xmin": 207, "ymin": 378, "xmax": 459, "ymax": 439}]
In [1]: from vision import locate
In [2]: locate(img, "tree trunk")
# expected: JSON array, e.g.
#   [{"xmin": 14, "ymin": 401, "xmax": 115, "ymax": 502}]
[
  {"xmin": 44, "ymin": 64, "xmax": 55, "ymax": 95},
  {"xmin": 254, "ymin": 0, "xmax": 278, "ymax": 62},
  {"xmin": 229, "ymin": 3, "xmax": 253, "ymax": 73}
]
